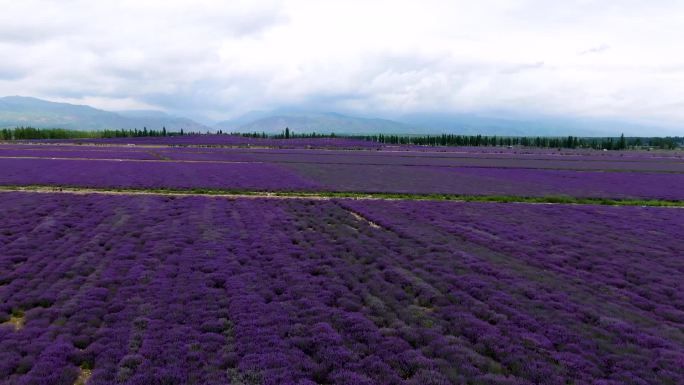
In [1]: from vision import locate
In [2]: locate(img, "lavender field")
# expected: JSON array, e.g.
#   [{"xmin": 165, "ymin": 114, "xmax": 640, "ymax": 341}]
[
  {"xmin": 1, "ymin": 138, "xmax": 683, "ymax": 385},
  {"xmin": 5, "ymin": 0, "xmax": 684, "ymax": 383},
  {"xmin": 1, "ymin": 140, "xmax": 683, "ymax": 200}
]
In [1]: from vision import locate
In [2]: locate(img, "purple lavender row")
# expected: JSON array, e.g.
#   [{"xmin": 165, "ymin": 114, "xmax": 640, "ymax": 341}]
[
  {"xmin": 2, "ymin": 143, "xmax": 682, "ymax": 173},
  {"xmin": 394, "ymin": 144, "xmax": 684, "ymax": 158},
  {"xmin": 1, "ymin": 194, "xmax": 246, "ymax": 385},
  {"xmin": 0, "ymin": 158, "xmax": 320, "ymax": 191},
  {"xmin": 5, "ymin": 142, "xmax": 683, "ymax": 162},
  {"xmin": 284, "ymin": 163, "xmax": 684, "ymax": 200},
  {"xmin": 340, "ymin": 199, "xmax": 684, "ymax": 384},
  {"xmin": 1, "ymin": 157, "xmax": 683, "ymax": 200},
  {"xmin": 0, "ymin": 148, "xmax": 160, "ymax": 160},
  {"xmin": 2, "ymin": 193, "xmax": 683, "ymax": 384},
  {"xmin": 163, "ymin": 146, "xmax": 683, "ymax": 162},
  {"xmin": 4, "ymin": 141, "xmax": 684, "ymax": 165},
  {"xmin": 158, "ymin": 150, "xmax": 684, "ymax": 172},
  {"xmin": 343, "ymin": 200, "xmax": 684, "ymax": 326},
  {"xmin": 1, "ymin": 193, "xmax": 456, "ymax": 384}
]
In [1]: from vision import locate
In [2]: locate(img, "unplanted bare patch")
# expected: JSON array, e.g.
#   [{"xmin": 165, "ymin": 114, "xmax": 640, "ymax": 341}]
[
  {"xmin": 74, "ymin": 367, "xmax": 92, "ymax": 385},
  {"xmin": 2, "ymin": 313, "xmax": 25, "ymax": 331},
  {"xmin": 348, "ymin": 210, "xmax": 381, "ymax": 229}
]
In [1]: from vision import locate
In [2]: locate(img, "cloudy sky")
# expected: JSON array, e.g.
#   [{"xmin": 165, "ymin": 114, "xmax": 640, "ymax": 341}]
[{"xmin": 1, "ymin": 0, "xmax": 683, "ymax": 127}]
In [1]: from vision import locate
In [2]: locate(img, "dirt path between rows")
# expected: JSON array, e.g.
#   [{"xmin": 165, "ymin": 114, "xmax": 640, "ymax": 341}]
[
  {"xmin": 0, "ymin": 186, "xmax": 337, "ymax": 200},
  {"xmin": 0, "ymin": 185, "xmax": 682, "ymax": 208}
]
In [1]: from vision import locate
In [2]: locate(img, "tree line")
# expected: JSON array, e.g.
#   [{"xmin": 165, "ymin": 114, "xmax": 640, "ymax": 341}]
[
  {"xmin": 2, "ymin": 126, "xmax": 681, "ymax": 150},
  {"xmin": 236, "ymin": 129, "xmax": 681, "ymax": 150},
  {"xmin": 355, "ymin": 133, "xmax": 682, "ymax": 150},
  {"xmin": 235, "ymin": 128, "xmax": 338, "ymax": 140},
  {"xmin": 0, "ymin": 126, "xmax": 200, "ymax": 140}
]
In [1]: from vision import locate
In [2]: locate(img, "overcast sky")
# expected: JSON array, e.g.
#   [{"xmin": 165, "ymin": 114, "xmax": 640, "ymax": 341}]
[{"xmin": 1, "ymin": 0, "xmax": 683, "ymax": 127}]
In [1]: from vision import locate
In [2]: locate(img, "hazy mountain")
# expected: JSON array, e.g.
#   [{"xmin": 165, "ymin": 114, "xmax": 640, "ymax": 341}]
[
  {"xmin": 0, "ymin": 96, "xmax": 209, "ymax": 131},
  {"xmin": 116, "ymin": 110, "xmax": 171, "ymax": 118},
  {"xmin": 399, "ymin": 112, "xmax": 680, "ymax": 137},
  {"xmin": 2, "ymin": 96, "xmax": 678, "ymax": 136},
  {"xmin": 214, "ymin": 110, "xmax": 274, "ymax": 129},
  {"xmin": 215, "ymin": 109, "xmax": 680, "ymax": 137},
  {"xmin": 215, "ymin": 111, "xmax": 414, "ymax": 135}
]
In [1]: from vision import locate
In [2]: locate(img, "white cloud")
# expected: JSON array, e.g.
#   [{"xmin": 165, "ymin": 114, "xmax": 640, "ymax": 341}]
[{"xmin": 0, "ymin": 0, "xmax": 683, "ymax": 128}]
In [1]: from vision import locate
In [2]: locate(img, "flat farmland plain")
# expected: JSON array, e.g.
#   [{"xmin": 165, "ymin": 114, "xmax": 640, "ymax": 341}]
[
  {"xmin": 1, "ymin": 141, "xmax": 683, "ymax": 200},
  {"xmin": 1, "ymin": 137, "xmax": 683, "ymax": 385}
]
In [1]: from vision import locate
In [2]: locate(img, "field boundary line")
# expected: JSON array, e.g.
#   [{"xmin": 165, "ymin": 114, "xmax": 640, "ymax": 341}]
[{"xmin": 0, "ymin": 185, "xmax": 682, "ymax": 207}]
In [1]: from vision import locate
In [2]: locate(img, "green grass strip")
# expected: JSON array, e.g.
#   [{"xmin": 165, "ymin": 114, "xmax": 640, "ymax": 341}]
[{"xmin": 0, "ymin": 184, "xmax": 682, "ymax": 207}]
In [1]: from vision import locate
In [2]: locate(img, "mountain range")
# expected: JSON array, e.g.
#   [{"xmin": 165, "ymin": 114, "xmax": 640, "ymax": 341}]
[
  {"xmin": 214, "ymin": 110, "xmax": 413, "ymax": 135},
  {"xmin": 0, "ymin": 96, "xmax": 209, "ymax": 132},
  {"xmin": 0, "ymin": 96, "xmax": 680, "ymax": 137}
]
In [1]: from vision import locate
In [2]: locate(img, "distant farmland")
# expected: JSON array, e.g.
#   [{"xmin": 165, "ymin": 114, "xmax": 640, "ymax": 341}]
[{"xmin": 1, "ymin": 135, "xmax": 683, "ymax": 385}]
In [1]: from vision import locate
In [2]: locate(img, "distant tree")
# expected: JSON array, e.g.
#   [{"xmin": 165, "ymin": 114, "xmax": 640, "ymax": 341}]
[
  {"xmin": 284, "ymin": 127, "xmax": 290, "ymax": 139},
  {"xmin": 618, "ymin": 133, "xmax": 627, "ymax": 150}
]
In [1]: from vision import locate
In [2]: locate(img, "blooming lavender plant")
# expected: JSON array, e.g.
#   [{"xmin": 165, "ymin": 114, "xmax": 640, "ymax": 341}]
[{"xmin": 1, "ymin": 192, "xmax": 682, "ymax": 384}]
